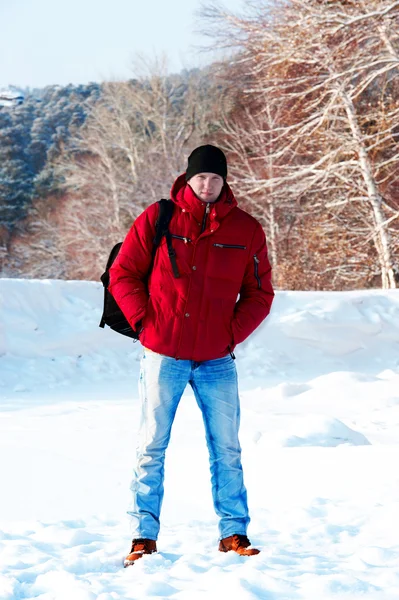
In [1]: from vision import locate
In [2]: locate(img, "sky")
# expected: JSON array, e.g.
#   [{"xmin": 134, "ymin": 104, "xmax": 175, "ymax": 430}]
[{"xmin": 0, "ymin": 0, "xmax": 247, "ymax": 90}]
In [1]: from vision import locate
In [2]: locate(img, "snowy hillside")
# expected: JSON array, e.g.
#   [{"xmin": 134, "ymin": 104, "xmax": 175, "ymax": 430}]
[
  {"xmin": 0, "ymin": 89, "xmax": 24, "ymax": 107},
  {"xmin": 1, "ymin": 279, "xmax": 399, "ymax": 599}
]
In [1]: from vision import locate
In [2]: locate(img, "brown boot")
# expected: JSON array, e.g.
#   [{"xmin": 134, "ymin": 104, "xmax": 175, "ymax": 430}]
[
  {"xmin": 124, "ymin": 538, "xmax": 157, "ymax": 567},
  {"xmin": 219, "ymin": 534, "xmax": 260, "ymax": 556}
]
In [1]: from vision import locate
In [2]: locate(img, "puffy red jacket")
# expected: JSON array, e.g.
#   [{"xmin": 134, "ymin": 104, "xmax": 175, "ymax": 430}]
[{"xmin": 109, "ymin": 174, "xmax": 274, "ymax": 361}]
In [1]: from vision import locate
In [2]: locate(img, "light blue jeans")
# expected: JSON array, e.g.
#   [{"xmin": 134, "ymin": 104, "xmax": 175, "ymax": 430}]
[{"xmin": 128, "ymin": 349, "xmax": 250, "ymax": 540}]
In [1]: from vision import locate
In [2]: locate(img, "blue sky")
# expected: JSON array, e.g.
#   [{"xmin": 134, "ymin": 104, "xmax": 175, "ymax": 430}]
[{"xmin": 0, "ymin": 0, "xmax": 246, "ymax": 89}]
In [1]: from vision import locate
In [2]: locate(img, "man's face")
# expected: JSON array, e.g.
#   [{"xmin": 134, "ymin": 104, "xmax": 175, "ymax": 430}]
[{"xmin": 188, "ymin": 172, "xmax": 224, "ymax": 203}]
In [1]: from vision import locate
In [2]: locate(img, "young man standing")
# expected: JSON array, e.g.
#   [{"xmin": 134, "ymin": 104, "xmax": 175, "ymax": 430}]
[{"xmin": 109, "ymin": 145, "xmax": 274, "ymax": 565}]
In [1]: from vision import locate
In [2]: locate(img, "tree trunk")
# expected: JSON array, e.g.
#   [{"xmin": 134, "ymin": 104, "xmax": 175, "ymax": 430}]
[{"xmin": 340, "ymin": 89, "xmax": 396, "ymax": 288}]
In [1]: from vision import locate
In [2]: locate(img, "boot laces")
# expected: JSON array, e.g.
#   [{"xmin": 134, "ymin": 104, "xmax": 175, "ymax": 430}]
[
  {"xmin": 232, "ymin": 534, "xmax": 250, "ymax": 547},
  {"xmin": 131, "ymin": 538, "xmax": 152, "ymax": 553}
]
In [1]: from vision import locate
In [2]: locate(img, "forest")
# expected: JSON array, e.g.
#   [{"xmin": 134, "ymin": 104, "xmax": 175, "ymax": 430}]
[{"xmin": 1, "ymin": 0, "xmax": 398, "ymax": 290}]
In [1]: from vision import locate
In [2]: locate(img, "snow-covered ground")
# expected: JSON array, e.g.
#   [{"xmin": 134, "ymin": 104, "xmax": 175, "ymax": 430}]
[{"xmin": 1, "ymin": 279, "xmax": 399, "ymax": 599}]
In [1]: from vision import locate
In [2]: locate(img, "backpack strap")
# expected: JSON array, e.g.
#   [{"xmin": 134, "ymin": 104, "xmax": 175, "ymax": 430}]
[
  {"xmin": 153, "ymin": 199, "xmax": 180, "ymax": 278},
  {"xmin": 153, "ymin": 199, "xmax": 173, "ymax": 248},
  {"xmin": 164, "ymin": 230, "xmax": 180, "ymax": 278}
]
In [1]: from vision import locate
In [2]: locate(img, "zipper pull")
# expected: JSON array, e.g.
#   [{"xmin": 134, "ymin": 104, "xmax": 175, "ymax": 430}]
[
  {"xmin": 200, "ymin": 203, "xmax": 211, "ymax": 234},
  {"xmin": 253, "ymin": 255, "xmax": 261, "ymax": 289}
]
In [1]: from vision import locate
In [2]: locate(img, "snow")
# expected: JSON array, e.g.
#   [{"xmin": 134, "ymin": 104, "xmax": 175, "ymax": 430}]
[
  {"xmin": 1, "ymin": 278, "xmax": 399, "ymax": 599},
  {"xmin": 0, "ymin": 89, "xmax": 24, "ymax": 107}
]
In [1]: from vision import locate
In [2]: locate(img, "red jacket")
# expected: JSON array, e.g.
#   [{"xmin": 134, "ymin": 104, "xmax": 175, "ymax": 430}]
[{"xmin": 109, "ymin": 174, "xmax": 274, "ymax": 361}]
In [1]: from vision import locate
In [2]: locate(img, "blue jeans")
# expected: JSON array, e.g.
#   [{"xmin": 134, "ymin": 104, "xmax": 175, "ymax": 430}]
[{"xmin": 128, "ymin": 350, "xmax": 250, "ymax": 540}]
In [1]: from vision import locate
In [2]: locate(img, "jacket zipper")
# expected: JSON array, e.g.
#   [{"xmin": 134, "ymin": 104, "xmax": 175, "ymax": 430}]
[
  {"xmin": 200, "ymin": 203, "xmax": 210, "ymax": 234},
  {"xmin": 254, "ymin": 255, "xmax": 261, "ymax": 289},
  {"xmin": 214, "ymin": 243, "xmax": 246, "ymax": 249},
  {"xmin": 171, "ymin": 234, "xmax": 191, "ymax": 243}
]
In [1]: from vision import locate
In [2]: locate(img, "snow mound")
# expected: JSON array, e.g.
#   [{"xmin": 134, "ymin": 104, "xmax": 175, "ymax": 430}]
[
  {"xmin": 0, "ymin": 279, "xmax": 140, "ymax": 393},
  {"xmin": 285, "ymin": 415, "xmax": 371, "ymax": 447},
  {"xmin": 1, "ymin": 280, "xmax": 399, "ymax": 395},
  {"xmin": 260, "ymin": 415, "xmax": 371, "ymax": 448}
]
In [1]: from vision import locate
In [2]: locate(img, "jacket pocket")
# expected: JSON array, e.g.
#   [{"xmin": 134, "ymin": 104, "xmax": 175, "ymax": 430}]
[
  {"xmin": 213, "ymin": 243, "xmax": 246, "ymax": 249},
  {"xmin": 171, "ymin": 233, "xmax": 192, "ymax": 243},
  {"xmin": 253, "ymin": 255, "xmax": 261, "ymax": 289},
  {"xmin": 208, "ymin": 243, "xmax": 247, "ymax": 289}
]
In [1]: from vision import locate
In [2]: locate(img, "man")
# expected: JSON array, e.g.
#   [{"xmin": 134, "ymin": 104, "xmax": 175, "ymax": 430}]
[{"xmin": 109, "ymin": 145, "xmax": 274, "ymax": 565}]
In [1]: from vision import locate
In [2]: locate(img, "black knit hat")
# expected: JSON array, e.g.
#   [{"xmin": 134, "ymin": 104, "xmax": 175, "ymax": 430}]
[{"xmin": 185, "ymin": 144, "xmax": 227, "ymax": 181}]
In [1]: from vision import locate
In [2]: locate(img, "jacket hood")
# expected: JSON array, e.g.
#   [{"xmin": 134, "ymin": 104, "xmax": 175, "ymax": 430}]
[{"xmin": 170, "ymin": 173, "xmax": 237, "ymax": 223}]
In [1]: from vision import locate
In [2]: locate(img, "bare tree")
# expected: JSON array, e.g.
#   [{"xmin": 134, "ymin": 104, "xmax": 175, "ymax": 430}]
[
  {"xmin": 4, "ymin": 195, "xmax": 68, "ymax": 279},
  {"xmin": 56, "ymin": 64, "xmax": 219, "ymax": 278},
  {"xmin": 14, "ymin": 62, "xmax": 219, "ymax": 279},
  {"xmin": 202, "ymin": 0, "xmax": 399, "ymax": 288}
]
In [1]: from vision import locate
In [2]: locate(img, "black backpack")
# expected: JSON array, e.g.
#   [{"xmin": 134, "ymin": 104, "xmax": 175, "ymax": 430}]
[{"xmin": 99, "ymin": 199, "xmax": 178, "ymax": 339}]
